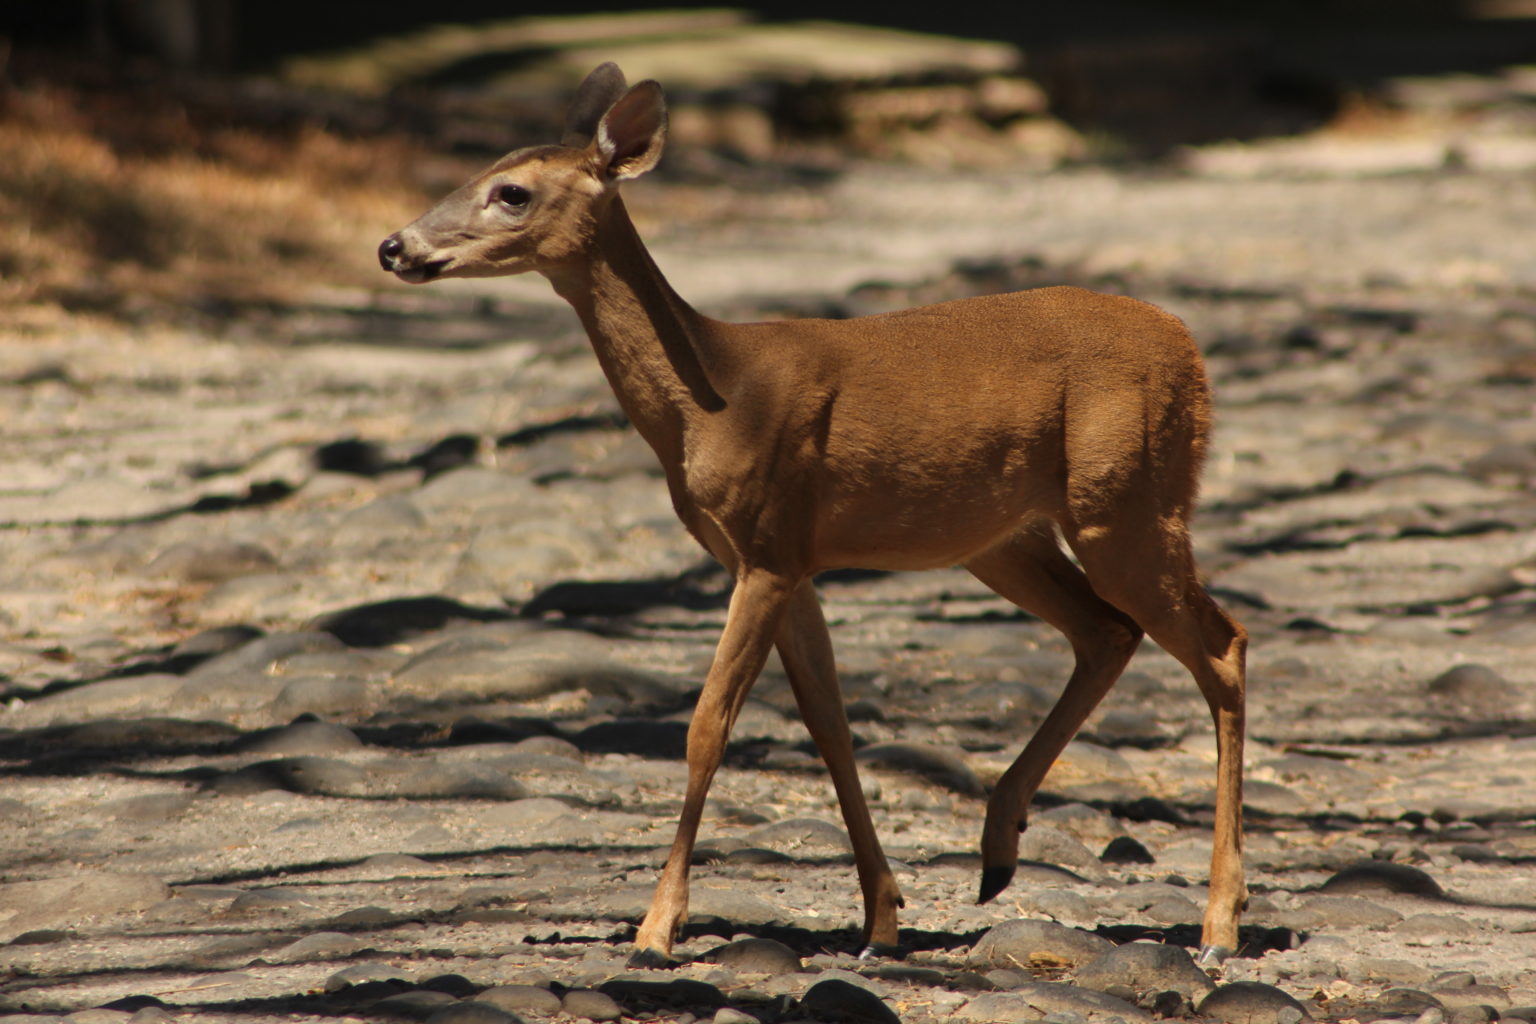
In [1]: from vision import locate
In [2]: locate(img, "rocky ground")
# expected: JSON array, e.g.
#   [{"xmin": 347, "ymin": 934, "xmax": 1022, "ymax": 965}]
[{"xmin": 3, "ymin": 132, "xmax": 1536, "ymax": 1024}]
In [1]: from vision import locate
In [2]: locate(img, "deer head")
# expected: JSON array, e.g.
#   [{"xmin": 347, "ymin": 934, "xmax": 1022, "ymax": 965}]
[{"xmin": 378, "ymin": 63, "xmax": 667, "ymax": 283}]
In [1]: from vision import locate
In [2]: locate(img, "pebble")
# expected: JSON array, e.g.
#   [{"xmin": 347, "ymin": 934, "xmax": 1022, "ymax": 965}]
[
  {"xmin": 0, "ymin": 873, "xmax": 171, "ymax": 942},
  {"xmin": 853, "ymin": 741, "xmax": 987, "ymax": 796},
  {"xmin": 961, "ymin": 982, "xmax": 1151, "ymax": 1023},
  {"xmin": 268, "ymin": 931, "xmax": 364, "ymax": 963},
  {"xmin": 968, "ymin": 919, "xmax": 1114, "ymax": 971},
  {"xmin": 1427, "ymin": 664, "xmax": 1519, "ymax": 708},
  {"xmin": 1072, "ymin": 941, "xmax": 1217, "ymax": 1001},
  {"xmin": 701, "ymin": 936, "xmax": 804, "ymax": 975},
  {"xmin": 236, "ymin": 717, "xmax": 364, "ymax": 754},
  {"xmin": 1019, "ymin": 825, "xmax": 1109, "ymax": 879},
  {"xmin": 422, "ymin": 1001, "xmax": 522, "ymax": 1024},
  {"xmin": 561, "ymin": 989, "xmax": 623, "ymax": 1021},
  {"xmin": 1319, "ymin": 861, "xmax": 1445, "ymax": 898},
  {"xmin": 1100, "ymin": 836, "xmax": 1156, "ymax": 864},
  {"xmin": 1276, "ymin": 894, "xmax": 1406, "ymax": 931},
  {"xmin": 324, "ymin": 962, "xmax": 414, "ymax": 992},
  {"xmin": 745, "ymin": 817, "xmax": 853, "ymax": 855},
  {"xmin": 479, "ymin": 985, "xmax": 562, "ymax": 1015},
  {"xmin": 1199, "ymin": 982, "xmax": 1313, "ymax": 1024},
  {"xmin": 800, "ymin": 978, "xmax": 901, "ymax": 1024}
]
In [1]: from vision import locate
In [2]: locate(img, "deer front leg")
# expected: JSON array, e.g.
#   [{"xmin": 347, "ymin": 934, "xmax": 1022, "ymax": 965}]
[
  {"xmin": 633, "ymin": 570, "xmax": 795, "ymax": 960},
  {"xmin": 776, "ymin": 580, "xmax": 902, "ymax": 953}
]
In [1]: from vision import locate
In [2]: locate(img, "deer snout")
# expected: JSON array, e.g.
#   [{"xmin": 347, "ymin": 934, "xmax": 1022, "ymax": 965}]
[
  {"xmin": 378, "ymin": 235, "xmax": 404, "ymax": 271},
  {"xmin": 378, "ymin": 233, "xmax": 445, "ymax": 283}
]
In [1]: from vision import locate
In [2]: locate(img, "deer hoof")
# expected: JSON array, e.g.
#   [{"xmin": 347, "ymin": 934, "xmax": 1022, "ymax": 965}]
[
  {"xmin": 977, "ymin": 864, "xmax": 1015, "ymax": 905},
  {"xmin": 627, "ymin": 947, "xmax": 680, "ymax": 970},
  {"xmin": 1196, "ymin": 943, "xmax": 1234, "ymax": 968},
  {"xmin": 857, "ymin": 940, "xmax": 902, "ymax": 960}
]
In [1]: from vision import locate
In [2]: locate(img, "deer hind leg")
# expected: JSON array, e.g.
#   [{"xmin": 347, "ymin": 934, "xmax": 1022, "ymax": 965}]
[
  {"xmin": 776, "ymin": 579, "xmax": 903, "ymax": 952},
  {"xmin": 1064, "ymin": 513, "xmax": 1248, "ymax": 963},
  {"xmin": 633, "ymin": 569, "xmax": 795, "ymax": 960},
  {"xmin": 965, "ymin": 519, "xmax": 1144, "ymax": 905}
]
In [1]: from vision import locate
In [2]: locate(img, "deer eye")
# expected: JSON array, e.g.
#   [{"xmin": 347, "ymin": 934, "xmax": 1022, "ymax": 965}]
[{"xmin": 496, "ymin": 183, "xmax": 532, "ymax": 209}]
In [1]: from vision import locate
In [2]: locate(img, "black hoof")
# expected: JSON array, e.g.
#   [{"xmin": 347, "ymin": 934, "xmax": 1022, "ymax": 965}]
[
  {"xmin": 627, "ymin": 947, "xmax": 679, "ymax": 970},
  {"xmin": 1196, "ymin": 943, "xmax": 1234, "ymax": 967},
  {"xmin": 857, "ymin": 941, "xmax": 901, "ymax": 960},
  {"xmin": 977, "ymin": 864, "xmax": 1014, "ymax": 904}
]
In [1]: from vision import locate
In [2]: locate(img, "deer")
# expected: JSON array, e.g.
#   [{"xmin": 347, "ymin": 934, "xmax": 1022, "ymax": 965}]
[{"xmin": 379, "ymin": 62, "xmax": 1249, "ymax": 966}]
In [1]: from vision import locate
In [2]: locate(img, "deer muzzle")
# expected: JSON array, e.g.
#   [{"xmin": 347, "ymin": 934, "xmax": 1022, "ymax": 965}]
[{"xmin": 378, "ymin": 234, "xmax": 445, "ymax": 284}]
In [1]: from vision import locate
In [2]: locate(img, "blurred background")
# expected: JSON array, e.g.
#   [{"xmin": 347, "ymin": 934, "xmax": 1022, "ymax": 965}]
[{"xmin": 5, "ymin": 0, "xmax": 1536, "ymax": 329}]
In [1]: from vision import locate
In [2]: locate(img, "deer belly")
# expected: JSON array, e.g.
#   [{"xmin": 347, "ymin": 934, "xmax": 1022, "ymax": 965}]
[{"xmin": 814, "ymin": 475, "xmax": 1053, "ymax": 571}]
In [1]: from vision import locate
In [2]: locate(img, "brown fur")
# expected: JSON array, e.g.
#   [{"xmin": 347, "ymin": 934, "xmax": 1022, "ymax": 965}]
[{"xmin": 381, "ymin": 64, "xmax": 1249, "ymax": 962}]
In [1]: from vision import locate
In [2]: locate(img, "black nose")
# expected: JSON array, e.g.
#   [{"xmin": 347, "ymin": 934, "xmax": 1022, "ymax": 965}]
[{"xmin": 378, "ymin": 235, "xmax": 403, "ymax": 270}]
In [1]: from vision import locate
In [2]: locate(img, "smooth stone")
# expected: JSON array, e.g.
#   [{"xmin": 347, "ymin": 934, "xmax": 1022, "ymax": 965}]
[
  {"xmin": 1034, "ymin": 803, "xmax": 1123, "ymax": 843},
  {"xmin": 745, "ymin": 817, "xmax": 852, "ymax": 855},
  {"xmin": 237, "ymin": 718, "xmax": 364, "ymax": 755},
  {"xmin": 954, "ymin": 992, "xmax": 1049, "ymax": 1021},
  {"xmin": 800, "ymin": 978, "xmax": 901, "ymax": 1024},
  {"xmin": 968, "ymin": 919, "xmax": 1114, "ymax": 971},
  {"xmin": 1028, "ymin": 890, "xmax": 1097, "ymax": 928},
  {"xmin": 1427, "ymin": 664, "xmax": 1518, "ymax": 707},
  {"xmin": 713, "ymin": 1009, "xmax": 758, "ymax": 1024},
  {"xmin": 267, "ymin": 677, "xmax": 373, "ymax": 719},
  {"xmin": 60, "ymin": 1010, "xmax": 133, "ymax": 1024},
  {"xmin": 423, "ymin": 1002, "xmax": 522, "ymax": 1024},
  {"xmin": 1369, "ymin": 989, "xmax": 1443, "ymax": 1015},
  {"xmin": 16, "ymin": 675, "xmax": 187, "ymax": 723},
  {"xmin": 483, "ymin": 751, "xmax": 619, "ymax": 803},
  {"xmin": 324, "ymin": 961, "xmax": 414, "ymax": 992},
  {"xmin": 312, "ymin": 595, "xmax": 513, "ymax": 648},
  {"xmin": 1319, "ymin": 861, "xmax": 1445, "ymax": 898},
  {"xmin": 1449, "ymin": 1007, "xmax": 1498, "ymax": 1024},
  {"xmin": 1019, "ymin": 825, "xmax": 1109, "ymax": 878},
  {"xmin": 961, "ymin": 982, "xmax": 1151, "ymax": 1023},
  {"xmin": 226, "ymin": 889, "xmax": 314, "ymax": 915},
  {"xmin": 1101, "ymin": 836, "xmax": 1156, "ymax": 864},
  {"xmin": 598, "ymin": 978, "xmax": 726, "ymax": 1010},
  {"xmin": 1199, "ymin": 982, "xmax": 1313, "ymax": 1024},
  {"xmin": 185, "ymin": 631, "xmax": 344, "ymax": 678},
  {"xmin": 390, "ymin": 764, "xmax": 530, "ymax": 800},
  {"xmin": 269, "ymin": 931, "xmax": 364, "ymax": 963},
  {"xmin": 171, "ymin": 625, "xmax": 265, "ymax": 662},
  {"xmin": 146, "ymin": 541, "xmax": 279, "ymax": 582},
  {"xmin": 1276, "ymin": 894, "xmax": 1405, "ymax": 930},
  {"xmin": 0, "ymin": 872, "xmax": 172, "ymax": 942},
  {"xmin": 1073, "ymin": 941, "xmax": 1217, "ymax": 1001},
  {"xmin": 94, "ymin": 793, "xmax": 196, "ymax": 822},
  {"xmin": 376, "ymin": 991, "xmax": 458, "ymax": 1017},
  {"xmin": 57, "ymin": 717, "xmax": 241, "ymax": 748},
  {"xmin": 479, "ymin": 985, "xmax": 562, "ymax": 1015},
  {"xmin": 1436, "ymin": 985, "xmax": 1512, "ymax": 1010},
  {"xmin": 1348, "ymin": 960, "xmax": 1436, "ymax": 987},
  {"xmin": 700, "ymin": 936, "xmax": 804, "ymax": 975},
  {"xmin": 561, "ymin": 989, "xmax": 623, "ymax": 1021},
  {"xmin": 10, "ymin": 929, "xmax": 72, "ymax": 945},
  {"xmin": 854, "ymin": 741, "xmax": 986, "ymax": 796},
  {"xmin": 392, "ymin": 630, "xmax": 675, "ymax": 703},
  {"xmin": 207, "ymin": 757, "xmax": 370, "ymax": 797}
]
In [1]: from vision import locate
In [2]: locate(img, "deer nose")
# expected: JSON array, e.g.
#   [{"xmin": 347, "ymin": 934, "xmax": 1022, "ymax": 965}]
[{"xmin": 378, "ymin": 235, "xmax": 404, "ymax": 270}]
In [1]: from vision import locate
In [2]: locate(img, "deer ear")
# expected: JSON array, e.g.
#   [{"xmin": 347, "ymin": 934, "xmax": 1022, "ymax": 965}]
[
  {"xmin": 562, "ymin": 62, "xmax": 629, "ymax": 147},
  {"xmin": 595, "ymin": 81, "xmax": 667, "ymax": 181}
]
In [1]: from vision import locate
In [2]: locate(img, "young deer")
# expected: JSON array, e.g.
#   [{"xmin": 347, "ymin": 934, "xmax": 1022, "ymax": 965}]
[{"xmin": 380, "ymin": 63, "xmax": 1249, "ymax": 964}]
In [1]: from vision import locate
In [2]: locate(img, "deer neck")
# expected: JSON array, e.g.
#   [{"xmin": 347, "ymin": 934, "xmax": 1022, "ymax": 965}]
[{"xmin": 543, "ymin": 195, "xmax": 724, "ymax": 462}]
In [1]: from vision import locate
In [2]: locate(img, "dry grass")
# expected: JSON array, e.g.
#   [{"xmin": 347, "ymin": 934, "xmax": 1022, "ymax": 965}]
[{"xmin": 0, "ymin": 76, "xmax": 433, "ymax": 328}]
